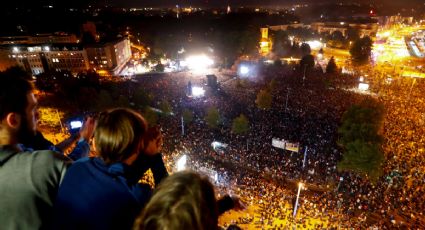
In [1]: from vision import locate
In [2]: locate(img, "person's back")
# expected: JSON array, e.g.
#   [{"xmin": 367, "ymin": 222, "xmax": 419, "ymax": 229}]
[
  {"xmin": 0, "ymin": 147, "xmax": 70, "ymax": 229},
  {"xmin": 53, "ymin": 157, "xmax": 151, "ymax": 229},
  {"xmin": 0, "ymin": 74, "xmax": 71, "ymax": 229}
]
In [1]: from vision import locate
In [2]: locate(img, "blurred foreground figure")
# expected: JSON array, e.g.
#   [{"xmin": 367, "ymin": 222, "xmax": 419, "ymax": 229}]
[
  {"xmin": 134, "ymin": 171, "xmax": 245, "ymax": 230},
  {"xmin": 0, "ymin": 76, "xmax": 71, "ymax": 229},
  {"xmin": 53, "ymin": 108, "xmax": 168, "ymax": 230}
]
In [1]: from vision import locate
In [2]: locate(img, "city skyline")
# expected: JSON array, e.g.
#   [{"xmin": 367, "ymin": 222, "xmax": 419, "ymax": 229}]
[{"xmin": 4, "ymin": 0, "xmax": 425, "ymax": 8}]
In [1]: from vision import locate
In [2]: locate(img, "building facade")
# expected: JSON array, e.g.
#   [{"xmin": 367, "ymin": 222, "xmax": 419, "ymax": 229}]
[
  {"xmin": 85, "ymin": 38, "xmax": 131, "ymax": 75},
  {"xmin": 268, "ymin": 22, "xmax": 378, "ymax": 38},
  {"xmin": 7, "ymin": 44, "xmax": 88, "ymax": 75},
  {"xmin": 2, "ymin": 36, "xmax": 131, "ymax": 76}
]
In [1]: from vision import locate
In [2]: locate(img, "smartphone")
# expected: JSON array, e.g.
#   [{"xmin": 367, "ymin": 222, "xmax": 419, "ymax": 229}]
[{"xmin": 70, "ymin": 120, "xmax": 83, "ymax": 130}]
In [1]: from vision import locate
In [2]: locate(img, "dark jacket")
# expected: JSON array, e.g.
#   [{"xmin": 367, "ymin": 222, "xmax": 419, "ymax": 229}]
[{"xmin": 52, "ymin": 153, "xmax": 168, "ymax": 230}]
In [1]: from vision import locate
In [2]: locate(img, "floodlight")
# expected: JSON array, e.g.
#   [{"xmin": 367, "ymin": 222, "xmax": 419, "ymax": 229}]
[
  {"xmin": 177, "ymin": 155, "xmax": 187, "ymax": 171},
  {"xmin": 185, "ymin": 55, "xmax": 214, "ymax": 71},
  {"xmin": 306, "ymin": 40, "xmax": 323, "ymax": 50},
  {"xmin": 358, "ymin": 83, "xmax": 369, "ymax": 91},
  {"xmin": 239, "ymin": 66, "xmax": 249, "ymax": 75},
  {"xmin": 191, "ymin": 86, "xmax": 205, "ymax": 97}
]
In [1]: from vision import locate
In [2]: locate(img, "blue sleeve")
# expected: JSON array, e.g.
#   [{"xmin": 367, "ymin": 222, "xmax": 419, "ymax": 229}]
[
  {"xmin": 67, "ymin": 139, "xmax": 90, "ymax": 161},
  {"xmin": 149, "ymin": 153, "xmax": 169, "ymax": 186}
]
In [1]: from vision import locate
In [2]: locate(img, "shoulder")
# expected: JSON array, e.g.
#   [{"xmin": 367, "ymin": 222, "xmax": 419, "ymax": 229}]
[{"xmin": 31, "ymin": 150, "xmax": 72, "ymax": 166}]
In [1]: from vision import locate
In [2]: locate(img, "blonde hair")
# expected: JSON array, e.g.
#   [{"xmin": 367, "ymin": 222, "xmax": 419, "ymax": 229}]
[
  {"xmin": 134, "ymin": 171, "xmax": 218, "ymax": 230},
  {"xmin": 94, "ymin": 108, "xmax": 147, "ymax": 164}
]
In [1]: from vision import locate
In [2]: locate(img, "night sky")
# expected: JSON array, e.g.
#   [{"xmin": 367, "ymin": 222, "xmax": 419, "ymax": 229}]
[{"xmin": 5, "ymin": 0, "xmax": 425, "ymax": 8}]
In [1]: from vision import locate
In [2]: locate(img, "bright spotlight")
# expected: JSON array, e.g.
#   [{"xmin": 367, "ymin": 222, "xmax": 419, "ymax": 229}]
[
  {"xmin": 177, "ymin": 155, "xmax": 187, "ymax": 171},
  {"xmin": 358, "ymin": 83, "xmax": 369, "ymax": 91},
  {"xmin": 239, "ymin": 66, "xmax": 249, "ymax": 75},
  {"xmin": 179, "ymin": 60, "xmax": 187, "ymax": 67},
  {"xmin": 191, "ymin": 86, "xmax": 205, "ymax": 97},
  {"xmin": 211, "ymin": 141, "xmax": 220, "ymax": 149},
  {"xmin": 185, "ymin": 55, "xmax": 214, "ymax": 71},
  {"xmin": 306, "ymin": 40, "xmax": 323, "ymax": 50}
]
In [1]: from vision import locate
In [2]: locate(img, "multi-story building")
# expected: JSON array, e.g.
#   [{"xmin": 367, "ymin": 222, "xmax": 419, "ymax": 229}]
[
  {"xmin": 1, "ymin": 36, "xmax": 131, "ymax": 76},
  {"xmin": 0, "ymin": 33, "xmax": 78, "ymax": 45},
  {"xmin": 310, "ymin": 22, "xmax": 378, "ymax": 38},
  {"xmin": 85, "ymin": 38, "xmax": 131, "ymax": 75},
  {"xmin": 7, "ymin": 44, "xmax": 88, "ymax": 75},
  {"xmin": 268, "ymin": 22, "xmax": 378, "ymax": 38}
]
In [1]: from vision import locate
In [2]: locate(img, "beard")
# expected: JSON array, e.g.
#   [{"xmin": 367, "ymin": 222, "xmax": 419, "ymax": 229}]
[{"xmin": 17, "ymin": 113, "xmax": 37, "ymax": 146}]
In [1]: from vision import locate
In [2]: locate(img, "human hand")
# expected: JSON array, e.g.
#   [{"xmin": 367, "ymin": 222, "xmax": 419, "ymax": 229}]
[
  {"xmin": 231, "ymin": 195, "xmax": 247, "ymax": 211},
  {"xmin": 79, "ymin": 116, "xmax": 95, "ymax": 141}
]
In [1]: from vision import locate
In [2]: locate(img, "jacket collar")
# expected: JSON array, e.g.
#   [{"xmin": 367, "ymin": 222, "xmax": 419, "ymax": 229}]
[{"xmin": 0, "ymin": 145, "xmax": 22, "ymax": 165}]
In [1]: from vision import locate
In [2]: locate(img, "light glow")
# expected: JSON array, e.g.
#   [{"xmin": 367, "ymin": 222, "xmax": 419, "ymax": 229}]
[
  {"xmin": 306, "ymin": 40, "xmax": 323, "ymax": 50},
  {"xmin": 358, "ymin": 83, "xmax": 369, "ymax": 91},
  {"xmin": 185, "ymin": 55, "xmax": 214, "ymax": 71},
  {"xmin": 177, "ymin": 155, "xmax": 187, "ymax": 171},
  {"xmin": 70, "ymin": 121, "xmax": 83, "ymax": 129},
  {"xmin": 191, "ymin": 86, "xmax": 205, "ymax": 97},
  {"xmin": 239, "ymin": 66, "xmax": 249, "ymax": 75}
]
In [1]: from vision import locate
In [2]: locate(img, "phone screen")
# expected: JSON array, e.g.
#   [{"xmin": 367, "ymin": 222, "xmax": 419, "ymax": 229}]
[{"xmin": 70, "ymin": 120, "xmax": 83, "ymax": 129}]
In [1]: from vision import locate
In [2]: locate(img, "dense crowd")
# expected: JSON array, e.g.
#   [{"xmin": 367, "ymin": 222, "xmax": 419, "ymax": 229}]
[{"xmin": 134, "ymin": 64, "xmax": 425, "ymax": 229}]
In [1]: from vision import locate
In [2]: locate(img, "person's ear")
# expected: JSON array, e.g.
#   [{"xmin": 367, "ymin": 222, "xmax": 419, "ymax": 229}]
[{"xmin": 5, "ymin": 113, "xmax": 21, "ymax": 129}]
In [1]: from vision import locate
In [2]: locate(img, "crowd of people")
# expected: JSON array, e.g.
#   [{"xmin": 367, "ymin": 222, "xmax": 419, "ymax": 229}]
[{"xmin": 134, "ymin": 63, "xmax": 424, "ymax": 229}]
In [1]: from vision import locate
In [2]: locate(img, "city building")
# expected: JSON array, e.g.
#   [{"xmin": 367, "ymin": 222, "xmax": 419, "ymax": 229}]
[
  {"xmin": 378, "ymin": 15, "xmax": 414, "ymax": 26},
  {"xmin": 85, "ymin": 37, "xmax": 132, "ymax": 76},
  {"xmin": 0, "ymin": 36, "xmax": 131, "ymax": 76},
  {"xmin": 310, "ymin": 22, "xmax": 378, "ymax": 38},
  {"xmin": 259, "ymin": 28, "xmax": 272, "ymax": 56},
  {"xmin": 6, "ymin": 44, "xmax": 88, "ymax": 75},
  {"xmin": 0, "ymin": 33, "xmax": 78, "ymax": 45},
  {"xmin": 268, "ymin": 22, "xmax": 378, "ymax": 38}
]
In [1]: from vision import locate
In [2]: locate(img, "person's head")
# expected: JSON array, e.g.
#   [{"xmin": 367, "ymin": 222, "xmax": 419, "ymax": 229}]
[
  {"xmin": 143, "ymin": 125, "xmax": 163, "ymax": 155},
  {"xmin": 94, "ymin": 108, "xmax": 148, "ymax": 164},
  {"xmin": 0, "ymin": 75, "xmax": 37, "ymax": 145},
  {"xmin": 134, "ymin": 171, "xmax": 218, "ymax": 230}
]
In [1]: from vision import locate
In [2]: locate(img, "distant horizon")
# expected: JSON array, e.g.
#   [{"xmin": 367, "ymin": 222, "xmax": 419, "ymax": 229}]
[{"xmin": 4, "ymin": 0, "xmax": 425, "ymax": 9}]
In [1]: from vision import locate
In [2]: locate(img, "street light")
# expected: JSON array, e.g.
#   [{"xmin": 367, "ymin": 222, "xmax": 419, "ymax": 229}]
[{"xmin": 293, "ymin": 182, "xmax": 303, "ymax": 217}]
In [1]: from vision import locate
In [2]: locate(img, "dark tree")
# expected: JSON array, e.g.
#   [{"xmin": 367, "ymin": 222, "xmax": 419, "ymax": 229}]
[
  {"xmin": 1, "ymin": 65, "xmax": 31, "ymax": 80},
  {"xmin": 350, "ymin": 36, "xmax": 373, "ymax": 64},
  {"xmin": 337, "ymin": 99, "xmax": 385, "ymax": 182},
  {"xmin": 300, "ymin": 43, "xmax": 311, "ymax": 56},
  {"xmin": 232, "ymin": 114, "xmax": 250, "ymax": 135},
  {"xmin": 158, "ymin": 100, "xmax": 172, "ymax": 115},
  {"xmin": 205, "ymin": 107, "xmax": 220, "ymax": 129},
  {"xmin": 35, "ymin": 72, "xmax": 55, "ymax": 92},
  {"xmin": 133, "ymin": 87, "xmax": 152, "ymax": 109},
  {"xmin": 300, "ymin": 54, "xmax": 315, "ymax": 70},
  {"xmin": 143, "ymin": 107, "xmax": 159, "ymax": 127},
  {"xmin": 255, "ymin": 89, "xmax": 272, "ymax": 109},
  {"xmin": 346, "ymin": 28, "xmax": 360, "ymax": 41},
  {"xmin": 182, "ymin": 109, "xmax": 194, "ymax": 124},
  {"xmin": 326, "ymin": 56, "xmax": 338, "ymax": 74},
  {"xmin": 81, "ymin": 31, "xmax": 96, "ymax": 44}
]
